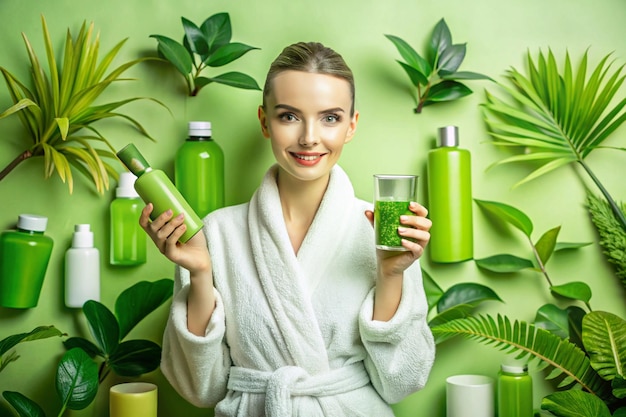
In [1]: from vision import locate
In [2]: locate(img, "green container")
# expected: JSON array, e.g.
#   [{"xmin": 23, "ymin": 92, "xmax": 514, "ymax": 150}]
[
  {"xmin": 0, "ymin": 214, "xmax": 54, "ymax": 308},
  {"xmin": 427, "ymin": 126, "xmax": 473, "ymax": 263},
  {"xmin": 373, "ymin": 174, "xmax": 418, "ymax": 251},
  {"xmin": 116, "ymin": 143, "xmax": 204, "ymax": 243},
  {"xmin": 175, "ymin": 121, "xmax": 225, "ymax": 219},
  {"xmin": 110, "ymin": 172, "xmax": 147, "ymax": 265},
  {"xmin": 497, "ymin": 364, "xmax": 533, "ymax": 417}
]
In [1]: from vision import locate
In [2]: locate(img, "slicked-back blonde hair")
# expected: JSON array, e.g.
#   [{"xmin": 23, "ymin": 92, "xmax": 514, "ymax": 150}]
[{"xmin": 262, "ymin": 42, "xmax": 356, "ymax": 116}]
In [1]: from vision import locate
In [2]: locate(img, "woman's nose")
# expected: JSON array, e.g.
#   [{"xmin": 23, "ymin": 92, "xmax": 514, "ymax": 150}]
[{"xmin": 299, "ymin": 121, "xmax": 319, "ymax": 147}]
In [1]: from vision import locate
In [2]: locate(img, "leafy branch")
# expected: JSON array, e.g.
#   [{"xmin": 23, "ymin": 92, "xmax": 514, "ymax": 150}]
[
  {"xmin": 150, "ymin": 13, "xmax": 260, "ymax": 96},
  {"xmin": 386, "ymin": 18, "xmax": 492, "ymax": 114}
]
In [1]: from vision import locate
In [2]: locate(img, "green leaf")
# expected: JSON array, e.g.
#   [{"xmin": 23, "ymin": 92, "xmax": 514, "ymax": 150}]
[
  {"xmin": 397, "ymin": 61, "xmax": 428, "ymax": 87},
  {"xmin": 206, "ymin": 42, "xmax": 259, "ymax": 67},
  {"xmin": 612, "ymin": 376, "xmax": 626, "ymax": 400},
  {"xmin": 115, "ymin": 279, "xmax": 174, "ymax": 339},
  {"xmin": 83, "ymin": 300, "xmax": 120, "ymax": 355},
  {"xmin": 541, "ymin": 390, "xmax": 611, "ymax": 417},
  {"xmin": 583, "ymin": 311, "xmax": 626, "ymax": 381},
  {"xmin": 421, "ymin": 269, "xmax": 443, "ymax": 311},
  {"xmin": 550, "ymin": 281, "xmax": 592, "ymax": 303},
  {"xmin": 535, "ymin": 226, "xmax": 560, "ymax": 265},
  {"xmin": 436, "ymin": 282, "xmax": 502, "ymax": 313},
  {"xmin": 475, "ymin": 254, "xmax": 535, "ymax": 273},
  {"xmin": 534, "ymin": 303, "xmax": 571, "ymax": 339},
  {"xmin": 108, "ymin": 340, "xmax": 162, "ymax": 377},
  {"xmin": 441, "ymin": 71, "xmax": 493, "ymax": 81},
  {"xmin": 181, "ymin": 17, "xmax": 208, "ymax": 56},
  {"xmin": 428, "ymin": 18, "xmax": 451, "ymax": 66},
  {"xmin": 555, "ymin": 241, "xmax": 593, "ymax": 251},
  {"xmin": 0, "ymin": 326, "xmax": 65, "ymax": 357},
  {"xmin": 63, "ymin": 337, "xmax": 103, "ymax": 358},
  {"xmin": 474, "ymin": 199, "xmax": 534, "ymax": 236},
  {"xmin": 150, "ymin": 34, "xmax": 192, "ymax": 75},
  {"xmin": 385, "ymin": 34, "xmax": 431, "ymax": 77},
  {"xmin": 202, "ymin": 72, "xmax": 261, "ymax": 91},
  {"xmin": 424, "ymin": 80, "xmax": 472, "ymax": 104},
  {"xmin": 200, "ymin": 12, "xmax": 231, "ymax": 54},
  {"xmin": 56, "ymin": 348, "xmax": 99, "ymax": 411},
  {"xmin": 0, "ymin": 98, "xmax": 36, "ymax": 119},
  {"xmin": 429, "ymin": 304, "xmax": 476, "ymax": 340},
  {"xmin": 437, "ymin": 43, "xmax": 466, "ymax": 76},
  {"xmin": 2, "ymin": 391, "xmax": 46, "ymax": 417}
]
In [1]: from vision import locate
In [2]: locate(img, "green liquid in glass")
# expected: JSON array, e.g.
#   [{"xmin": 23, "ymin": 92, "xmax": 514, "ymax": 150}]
[{"xmin": 375, "ymin": 200, "xmax": 413, "ymax": 250}]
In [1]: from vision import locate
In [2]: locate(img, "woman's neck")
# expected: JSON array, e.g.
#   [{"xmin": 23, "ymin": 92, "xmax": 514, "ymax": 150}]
[{"xmin": 276, "ymin": 169, "xmax": 330, "ymax": 254}]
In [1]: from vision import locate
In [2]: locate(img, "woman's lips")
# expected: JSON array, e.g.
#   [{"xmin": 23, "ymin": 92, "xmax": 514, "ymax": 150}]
[{"xmin": 290, "ymin": 152, "xmax": 326, "ymax": 166}]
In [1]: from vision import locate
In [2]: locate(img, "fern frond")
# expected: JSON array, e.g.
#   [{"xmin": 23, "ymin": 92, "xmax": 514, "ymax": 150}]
[
  {"xmin": 587, "ymin": 194, "xmax": 626, "ymax": 285},
  {"xmin": 431, "ymin": 314, "xmax": 613, "ymax": 401}
]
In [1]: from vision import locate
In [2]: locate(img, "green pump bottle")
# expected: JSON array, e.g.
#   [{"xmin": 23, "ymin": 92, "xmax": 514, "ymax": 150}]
[
  {"xmin": 0, "ymin": 214, "xmax": 54, "ymax": 308},
  {"xmin": 427, "ymin": 126, "xmax": 473, "ymax": 263},
  {"xmin": 175, "ymin": 121, "xmax": 225, "ymax": 218},
  {"xmin": 116, "ymin": 143, "xmax": 204, "ymax": 243},
  {"xmin": 110, "ymin": 172, "xmax": 147, "ymax": 265}
]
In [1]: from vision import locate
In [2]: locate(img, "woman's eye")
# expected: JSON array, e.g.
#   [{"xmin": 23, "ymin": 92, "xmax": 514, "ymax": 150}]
[
  {"xmin": 324, "ymin": 114, "xmax": 340, "ymax": 123},
  {"xmin": 279, "ymin": 112, "xmax": 298, "ymax": 122}
]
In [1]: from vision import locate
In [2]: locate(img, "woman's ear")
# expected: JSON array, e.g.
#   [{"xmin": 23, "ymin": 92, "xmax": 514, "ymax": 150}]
[
  {"xmin": 344, "ymin": 110, "xmax": 359, "ymax": 143},
  {"xmin": 258, "ymin": 105, "xmax": 270, "ymax": 138}
]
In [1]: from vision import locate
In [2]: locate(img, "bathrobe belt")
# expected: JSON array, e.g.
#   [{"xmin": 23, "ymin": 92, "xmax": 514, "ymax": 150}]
[{"xmin": 227, "ymin": 362, "xmax": 370, "ymax": 416}]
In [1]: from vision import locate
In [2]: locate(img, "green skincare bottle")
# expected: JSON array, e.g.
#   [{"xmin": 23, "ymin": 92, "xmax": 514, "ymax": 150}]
[
  {"xmin": 498, "ymin": 363, "xmax": 533, "ymax": 417},
  {"xmin": 427, "ymin": 125, "xmax": 473, "ymax": 263},
  {"xmin": 175, "ymin": 121, "xmax": 225, "ymax": 218},
  {"xmin": 110, "ymin": 172, "xmax": 147, "ymax": 265},
  {"xmin": 116, "ymin": 143, "xmax": 204, "ymax": 243},
  {"xmin": 0, "ymin": 214, "xmax": 54, "ymax": 308}
]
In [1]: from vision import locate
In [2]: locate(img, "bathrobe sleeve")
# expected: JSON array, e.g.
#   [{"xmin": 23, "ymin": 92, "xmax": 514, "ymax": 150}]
[
  {"xmin": 358, "ymin": 260, "xmax": 435, "ymax": 404},
  {"xmin": 160, "ymin": 264, "xmax": 232, "ymax": 408}
]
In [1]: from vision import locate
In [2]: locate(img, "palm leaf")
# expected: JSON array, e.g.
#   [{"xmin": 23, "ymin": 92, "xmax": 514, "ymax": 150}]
[{"xmin": 431, "ymin": 314, "xmax": 613, "ymax": 401}]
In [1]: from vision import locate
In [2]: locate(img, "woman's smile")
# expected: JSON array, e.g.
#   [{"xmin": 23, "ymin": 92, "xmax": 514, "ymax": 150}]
[{"xmin": 290, "ymin": 151, "xmax": 327, "ymax": 166}]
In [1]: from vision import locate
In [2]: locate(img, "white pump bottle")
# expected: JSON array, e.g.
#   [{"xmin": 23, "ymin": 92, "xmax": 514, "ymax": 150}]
[{"xmin": 65, "ymin": 224, "xmax": 100, "ymax": 308}]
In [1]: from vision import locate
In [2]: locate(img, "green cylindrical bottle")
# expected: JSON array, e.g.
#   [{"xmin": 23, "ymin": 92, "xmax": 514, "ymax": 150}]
[
  {"xmin": 116, "ymin": 143, "xmax": 204, "ymax": 243},
  {"xmin": 110, "ymin": 172, "xmax": 147, "ymax": 265},
  {"xmin": 427, "ymin": 125, "xmax": 473, "ymax": 263},
  {"xmin": 175, "ymin": 121, "xmax": 225, "ymax": 218},
  {"xmin": 498, "ymin": 363, "xmax": 533, "ymax": 417},
  {"xmin": 0, "ymin": 214, "xmax": 54, "ymax": 308}
]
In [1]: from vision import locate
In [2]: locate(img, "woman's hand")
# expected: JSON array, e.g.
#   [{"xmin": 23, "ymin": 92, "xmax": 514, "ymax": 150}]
[
  {"xmin": 139, "ymin": 203, "xmax": 211, "ymax": 274},
  {"xmin": 365, "ymin": 202, "xmax": 431, "ymax": 321}
]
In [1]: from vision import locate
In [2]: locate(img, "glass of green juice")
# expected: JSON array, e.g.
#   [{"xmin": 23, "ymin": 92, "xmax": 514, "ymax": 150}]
[{"xmin": 373, "ymin": 174, "xmax": 418, "ymax": 251}]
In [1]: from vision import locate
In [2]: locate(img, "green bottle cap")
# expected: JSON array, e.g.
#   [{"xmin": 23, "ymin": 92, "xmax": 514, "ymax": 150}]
[{"xmin": 117, "ymin": 143, "xmax": 151, "ymax": 177}]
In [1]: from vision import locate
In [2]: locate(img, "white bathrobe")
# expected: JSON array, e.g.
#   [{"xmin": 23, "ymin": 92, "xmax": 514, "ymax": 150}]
[{"xmin": 161, "ymin": 165, "xmax": 435, "ymax": 417}]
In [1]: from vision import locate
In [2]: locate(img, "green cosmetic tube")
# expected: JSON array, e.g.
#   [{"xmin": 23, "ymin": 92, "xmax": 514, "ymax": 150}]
[
  {"xmin": 0, "ymin": 214, "xmax": 54, "ymax": 308},
  {"xmin": 116, "ymin": 143, "xmax": 204, "ymax": 243},
  {"xmin": 497, "ymin": 363, "xmax": 533, "ymax": 417}
]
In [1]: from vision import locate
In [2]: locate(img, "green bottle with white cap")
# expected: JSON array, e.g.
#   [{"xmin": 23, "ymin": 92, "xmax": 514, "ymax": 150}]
[
  {"xmin": 117, "ymin": 143, "xmax": 204, "ymax": 243},
  {"xmin": 0, "ymin": 214, "xmax": 54, "ymax": 308},
  {"xmin": 110, "ymin": 171, "xmax": 147, "ymax": 265}
]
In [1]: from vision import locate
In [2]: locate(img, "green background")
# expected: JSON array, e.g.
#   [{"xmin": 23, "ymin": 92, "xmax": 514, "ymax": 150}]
[{"xmin": 0, "ymin": 0, "xmax": 624, "ymax": 416}]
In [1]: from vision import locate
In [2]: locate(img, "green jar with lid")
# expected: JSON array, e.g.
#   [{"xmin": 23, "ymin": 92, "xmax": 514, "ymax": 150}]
[{"xmin": 497, "ymin": 363, "xmax": 533, "ymax": 417}]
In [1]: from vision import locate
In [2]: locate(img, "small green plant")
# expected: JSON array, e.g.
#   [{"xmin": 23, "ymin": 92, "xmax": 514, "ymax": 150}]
[
  {"xmin": 150, "ymin": 12, "xmax": 261, "ymax": 96},
  {"xmin": 0, "ymin": 15, "xmax": 164, "ymax": 193},
  {"xmin": 2, "ymin": 279, "xmax": 173, "ymax": 417},
  {"xmin": 0, "ymin": 326, "xmax": 65, "ymax": 374},
  {"xmin": 587, "ymin": 194, "xmax": 626, "ymax": 286},
  {"xmin": 385, "ymin": 18, "xmax": 491, "ymax": 114}
]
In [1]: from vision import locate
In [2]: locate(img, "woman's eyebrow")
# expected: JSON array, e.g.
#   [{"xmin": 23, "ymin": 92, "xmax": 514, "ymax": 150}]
[{"xmin": 274, "ymin": 104, "xmax": 345, "ymax": 115}]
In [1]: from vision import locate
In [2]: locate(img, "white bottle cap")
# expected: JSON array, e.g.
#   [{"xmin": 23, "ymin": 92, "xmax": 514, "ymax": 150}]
[
  {"xmin": 501, "ymin": 363, "xmax": 528, "ymax": 374},
  {"xmin": 17, "ymin": 214, "xmax": 48, "ymax": 232},
  {"xmin": 116, "ymin": 172, "xmax": 139, "ymax": 198},
  {"xmin": 438, "ymin": 125, "xmax": 459, "ymax": 147},
  {"xmin": 189, "ymin": 121, "xmax": 212, "ymax": 137},
  {"xmin": 72, "ymin": 224, "xmax": 94, "ymax": 248}
]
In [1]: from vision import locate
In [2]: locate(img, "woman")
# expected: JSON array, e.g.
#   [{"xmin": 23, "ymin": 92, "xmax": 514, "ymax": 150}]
[{"xmin": 141, "ymin": 42, "xmax": 435, "ymax": 416}]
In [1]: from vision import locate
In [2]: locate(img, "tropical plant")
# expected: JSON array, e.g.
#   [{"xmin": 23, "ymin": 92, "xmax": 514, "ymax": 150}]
[
  {"xmin": 385, "ymin": 18, "xmax": 492, "ymax": 114},
  {"xmin": 150, "ymin": 12, "xmax": 261, "ymax": 97},
  {"xmin": 1, "ymin": 279, "xmax": 174, "ymax": 417},
  {"xmin": 0, "ymin": 325, "xmax": 65, "ymax": 374},
  {"xmin": 0, "ymin": 15, "xmax": 164, "ymax": 194},
  {"xmin": 482, "ymin": 49, "xmax": 626, "ymax": 232},
  {"xmin": 429, "ymin": 199, "xmax": 626, "ymax": 416}
]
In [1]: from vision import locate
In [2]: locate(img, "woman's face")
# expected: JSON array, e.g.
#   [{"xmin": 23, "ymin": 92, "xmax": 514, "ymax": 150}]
[{"xmin": 258, "ymin": 70, "xmax": 358, "ymax": 185}]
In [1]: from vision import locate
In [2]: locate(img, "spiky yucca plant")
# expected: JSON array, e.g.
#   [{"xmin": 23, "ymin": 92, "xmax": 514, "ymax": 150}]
[
  {"xmin": 482, "ymin": 50, "xmax": 626, "ymax": 232},
  {"xmin": 0, "ymin": 15, "xmax": 163, "ymax": 193}
]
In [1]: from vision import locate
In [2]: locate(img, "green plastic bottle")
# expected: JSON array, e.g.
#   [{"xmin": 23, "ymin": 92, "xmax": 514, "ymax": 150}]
[
  {"xmin": 0, "ymin": 214, "xmax": 54, "ymax": 308},
  {"xmin": 110, "ymin": 172, "xmax": 147, "ymax": 265},
  {"xmin": 175, "ymin": 121, "xmax": 225, "ymax": 218},
  {"xmin": 427, "ymin": 125, "xmax": 473, "ymax": 263},
  {"xmin": 498, "ymin": 363, "xmax": 533, "ymax": 417},
  {"xmin": 116, "ymin": 143, "xmax": 204, "ymax": 243}
]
